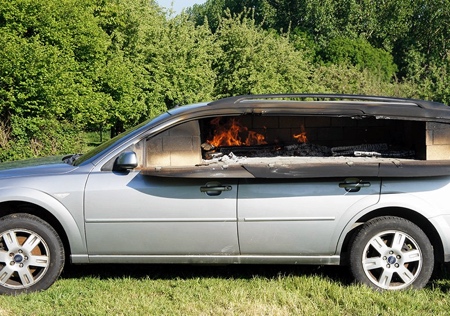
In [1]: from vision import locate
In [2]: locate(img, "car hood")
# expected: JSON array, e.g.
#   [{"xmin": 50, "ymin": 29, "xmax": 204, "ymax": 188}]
[{"xmin": 0, "ymin": 156, "xmax": 78, "ymax": 179}]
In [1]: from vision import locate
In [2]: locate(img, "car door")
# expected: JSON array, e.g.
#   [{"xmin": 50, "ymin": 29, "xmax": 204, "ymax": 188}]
[
  {"xmin": 84, "ymin": 168, "xmax": 238, "ymax": 256},
  {"xmin": 237, "ymin": 177, "xmax": 381, "ymax": 255}
]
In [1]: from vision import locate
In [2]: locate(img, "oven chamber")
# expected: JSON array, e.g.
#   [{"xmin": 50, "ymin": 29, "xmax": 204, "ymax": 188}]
[{"xmin": 141, "ymin": 110, "xmax": 450, "ymax": 178}]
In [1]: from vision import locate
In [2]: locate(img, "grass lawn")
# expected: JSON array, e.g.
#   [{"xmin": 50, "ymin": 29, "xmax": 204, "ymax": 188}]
[{"xmin": 1, "ymin": 263, "xmax": 450, "ymax": 315}]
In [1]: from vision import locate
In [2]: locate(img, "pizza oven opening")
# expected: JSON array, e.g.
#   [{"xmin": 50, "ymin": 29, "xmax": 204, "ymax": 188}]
[{"xmin": 199, "ymin": 116, "xmax": 430, "ymax": 160}]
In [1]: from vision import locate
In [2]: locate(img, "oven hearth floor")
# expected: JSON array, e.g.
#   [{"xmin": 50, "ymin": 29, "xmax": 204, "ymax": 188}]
[{"xmin": 141, "ymin": 156, "xmax": 450, "ymax": 178}]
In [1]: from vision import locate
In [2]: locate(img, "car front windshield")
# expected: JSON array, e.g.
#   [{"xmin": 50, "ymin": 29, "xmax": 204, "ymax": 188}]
[{"xmin": 72, "ymin": 119, "xmax": 152, "ymax": 166}]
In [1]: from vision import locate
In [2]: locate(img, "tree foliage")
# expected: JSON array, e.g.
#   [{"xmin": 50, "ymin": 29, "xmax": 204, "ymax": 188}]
[
  {"xmin": 144, "ymin": 14, "xmax": 217, "ymax": 109},
  {"xmin": 0, "ymin": 0, "xmax": 100, "ymax": 160},
  {"xmin": 190, "ymin": 0, "xmax": 450, "ymax": 100},
  {"xmin": 213, "ymin": 11, "xmax": 313, "ymax": 97},
  {"xmin": 320, "ymin": 37, "xmax": 397, "ymax": 81},
  {"xmin": 0, "ymin": 0, "xmax": 449, "ymax": 161},
  {"xmin": 0, "ymin": 0, "xmax": 217, "ymax": 159}
]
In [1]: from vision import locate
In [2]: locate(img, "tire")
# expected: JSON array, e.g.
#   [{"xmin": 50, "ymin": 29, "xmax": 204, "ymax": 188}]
[
  {"xmin": 0, "ymin": 213, "xmax": 65, "ymax": 294},
  {"xmin": 349, "ymin": 216, "xmax": 433, "ymax": 290}
]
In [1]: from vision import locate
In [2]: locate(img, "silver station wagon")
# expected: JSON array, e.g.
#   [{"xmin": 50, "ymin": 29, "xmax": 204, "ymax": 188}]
[{"xmin": 1, "ymin": 94, "xmax": 450, "ymax": 294}]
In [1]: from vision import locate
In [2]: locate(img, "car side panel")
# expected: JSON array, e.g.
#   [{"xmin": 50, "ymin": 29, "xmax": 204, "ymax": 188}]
[
  {"xmin": 84, "ymin": 171, "xmax": 239, "ymax": 255},
  {"xmin": 237, "ymin": 178, "xmax": 381, "ymax": 255},
  {"xmin": 378, "ymin": 177, "xmax": 450, "ymax": 260}
]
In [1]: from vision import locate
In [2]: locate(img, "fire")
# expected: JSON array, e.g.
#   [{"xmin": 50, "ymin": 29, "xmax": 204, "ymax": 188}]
[
  {"xmin": 207, "ymin": 117, "xmax": 267, "ymax": 147},
  {"xmin": 293, "ymin": 125, "xmax": 307, "ymax": 143},
  {"xmin": 246, "ymin": 131, "xmax": 266, "ymax": 146}
]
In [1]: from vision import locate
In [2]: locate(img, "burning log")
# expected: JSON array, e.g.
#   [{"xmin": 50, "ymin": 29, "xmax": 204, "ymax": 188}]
[
  {"xmin": 331, "ymin": 143, "xmax": 388, "ymax": 156},
  {"xmin": 201, "ymin": 143, "xmax": 215, "ymax": 151},
  {"xmin": 377, "ymin": 150, "xmax": 415, "ymax": 159},
  {"xmin": 332, "ymin": 143, "xmax": 415, "ymax": 158}
]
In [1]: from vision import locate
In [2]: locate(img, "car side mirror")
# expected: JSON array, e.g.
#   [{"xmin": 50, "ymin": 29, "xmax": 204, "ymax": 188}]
[{"xmin": 115, "ymin": 151, "xmax": 138, "ymax": 171}]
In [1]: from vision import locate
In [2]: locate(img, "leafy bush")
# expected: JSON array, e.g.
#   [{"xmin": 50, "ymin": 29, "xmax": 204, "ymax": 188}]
[
  {"xmin": 0, "ymin": 119, "xmax": 85, "ymax": 161},
  {"xmin": 213, "ymin": 11, "xmax": 314, "ymax": 97},
  {"xmin": 311, "ymin": 63, "xmax": 413, "ymax": 97},
  {"xmin": 320, "ymin": 37, "xmax": 397, "ymax": 81},
  {"xmin": 402, "ymin": 50, "xmax": 450, "ymax": 104}
]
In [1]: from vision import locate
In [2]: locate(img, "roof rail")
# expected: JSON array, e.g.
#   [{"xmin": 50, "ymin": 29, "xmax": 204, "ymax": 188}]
[{"xmin": 208, "ymin": 94, "xmax": 447, "ymax": 110}]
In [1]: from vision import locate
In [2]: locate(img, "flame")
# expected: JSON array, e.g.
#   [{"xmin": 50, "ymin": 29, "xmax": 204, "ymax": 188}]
[
  {"xmin": 293, "ymin": 125, "xmax": 307, "ymax": 143},
  {"xmin": 207, "ymin": 117, "xmax": 267, "ymax": 147},
  {"xmin": 245, "ymin": 130, "xmax": 267, "ymax": 146}
]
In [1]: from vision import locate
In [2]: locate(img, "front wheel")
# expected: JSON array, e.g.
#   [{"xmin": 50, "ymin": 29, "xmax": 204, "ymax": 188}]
[
  {"xmin": 349, "ymin": 216, "xmax": 433, "ymax": 290},
  {"xmin": 0, "ymin": 214, "xmax": 65, "ymax": 294}
]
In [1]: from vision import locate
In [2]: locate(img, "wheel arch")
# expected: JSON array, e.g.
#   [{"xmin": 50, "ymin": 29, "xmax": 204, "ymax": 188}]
[
  {"xmin": 0, "ymin": 201, "xmax": 71, "ymax": 260},
  {"xmin": 340, "ymin": 207, "xmax": 444, "ymax": 265},
  {"xmin": 0, "ymin": 188, "xmax": 87, "ymax": 262}
]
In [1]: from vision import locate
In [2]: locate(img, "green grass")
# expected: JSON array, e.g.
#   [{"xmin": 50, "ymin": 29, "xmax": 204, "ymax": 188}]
[{"xmin": 1, "ymin": 264, "xmax": 450, "ymax": 315}]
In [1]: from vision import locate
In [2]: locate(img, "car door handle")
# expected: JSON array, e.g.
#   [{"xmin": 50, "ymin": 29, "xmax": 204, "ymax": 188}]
[
  {"xmin": 339, "ymin": 179, "xmax": 371, "ymax": 192},
  {"xmin": 200, "ymin": 182, "xmax": 232, "ymax": 196}
]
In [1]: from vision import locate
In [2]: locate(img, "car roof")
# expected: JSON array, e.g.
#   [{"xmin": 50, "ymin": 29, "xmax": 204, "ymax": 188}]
[
  {"xmin": 209, "ymin": 93, "xmax": 444, "ymax": 108},
  {"xmin": 202, "ymin": 94, "xmax": 450, "ymax": 122}
]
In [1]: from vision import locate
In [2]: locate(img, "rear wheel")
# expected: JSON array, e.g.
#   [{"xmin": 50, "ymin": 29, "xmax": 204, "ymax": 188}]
[
  {"xmin": 349, "ymin": 216, "xmax": 433, "ymax": 290},
  {"xmin": 0, "ymin": 214, "xmax": 65, "ymax": 294}
]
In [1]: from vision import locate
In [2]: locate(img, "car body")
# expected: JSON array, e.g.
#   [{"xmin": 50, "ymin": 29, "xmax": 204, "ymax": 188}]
[{"xmin": 1, "ymin": 93, "xmax": 450, "ymax": 294}]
